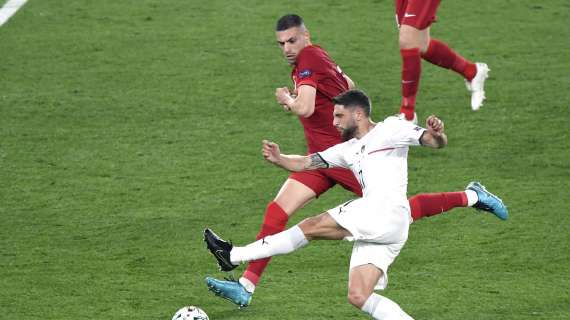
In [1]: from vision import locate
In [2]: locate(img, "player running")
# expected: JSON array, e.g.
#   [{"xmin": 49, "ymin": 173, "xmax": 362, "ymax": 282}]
[
  {"xmin": 396, "ymin": 0, "xmax": 490, "ymax": 121},
  {"xmin": 205, "ymin": 89, "xmax": 508, "ymax": 319},
  {"xmin": 205, "ymin": 14, "xmax": 507, "ymax": 308}
]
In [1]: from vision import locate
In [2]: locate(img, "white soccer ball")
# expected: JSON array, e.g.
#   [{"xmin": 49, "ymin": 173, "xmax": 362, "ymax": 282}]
[{"xmin": 171, "ymin": 306, "xmax": 209, "ymax": 320}]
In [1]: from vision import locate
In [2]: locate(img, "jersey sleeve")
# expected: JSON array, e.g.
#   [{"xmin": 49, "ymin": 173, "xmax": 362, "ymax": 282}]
[
  {"xmin": 316, "ymin": 142, "xmax": 349, "ymax": 169},
  {"xmin": 295, "ymin": 48, "xmax": 324, "ymax": 89},
  {"xmin": 385, "ymin": 116, "xmax": 427, "ymax": 147}
]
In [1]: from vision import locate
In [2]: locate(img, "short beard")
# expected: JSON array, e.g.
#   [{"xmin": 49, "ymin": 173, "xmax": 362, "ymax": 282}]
[{"xmin": 341, "ymin": 126, "xmax": 357, "ymax": 141}]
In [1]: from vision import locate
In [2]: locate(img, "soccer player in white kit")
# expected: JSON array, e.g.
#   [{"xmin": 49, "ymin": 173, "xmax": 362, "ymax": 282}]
[{"xmin": 205, "ymin": 89, "xmax": 463, "ymax": 319}]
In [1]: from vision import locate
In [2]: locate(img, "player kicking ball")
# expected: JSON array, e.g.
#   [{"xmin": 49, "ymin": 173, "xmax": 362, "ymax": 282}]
[
  {"xmin": 205, "ymin": 14, "xmax": 505, "ymax": 309},
  {"xmin": 204, "ymin": 89, "xmax": 508, "ymax": 318}
]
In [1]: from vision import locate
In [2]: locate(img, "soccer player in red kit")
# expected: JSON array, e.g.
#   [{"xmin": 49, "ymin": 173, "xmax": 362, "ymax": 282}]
[
  {"xmin": 205, "ymin": 14, "xmax": 505, "ymax": 308},
  {"xmin": 397, "ymin": 0, "xmax": 490, "ymax": 121}
]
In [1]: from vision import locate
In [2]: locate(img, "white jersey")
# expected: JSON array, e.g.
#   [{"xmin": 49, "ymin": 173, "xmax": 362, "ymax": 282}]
[{"xmin": 318, "ymin": 116, "xmax": 426, "ymax": 206}]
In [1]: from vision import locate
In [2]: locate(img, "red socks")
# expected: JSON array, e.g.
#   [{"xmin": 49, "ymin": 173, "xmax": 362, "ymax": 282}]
[
  {"xmin": 242, "ymin": 201, "xmax": 289, "ymax": 286},
  {"xmin": 409, "ymin": 192, "xmax": 468, "ymax": 221},
  {"xmin": 243, "ymin": 193, "xmax": 468, "ymax": 283},
  {"xmin": 422, "ymin": 39, "xmax": 477, "ymax": 81},
  {"xmin": 400, "ymin": 48, "xmax": 422, "ymax": 120}
]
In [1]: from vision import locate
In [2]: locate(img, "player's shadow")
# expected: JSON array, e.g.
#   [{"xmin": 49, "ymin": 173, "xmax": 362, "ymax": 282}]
[{"xmin": 207, "ymin": 308, "xmax": 251, "ymax": 319}]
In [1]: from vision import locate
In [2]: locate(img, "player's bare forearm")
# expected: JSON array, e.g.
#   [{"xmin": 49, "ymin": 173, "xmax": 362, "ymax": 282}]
[
  {"xmin": 262, "ymin": 140, "xmax": 327, "ymax": 171},
  {"xmin": 287, "ymin": 99, "xmax": 313, "ymax": 117},
  {"xmin": 421, "ymin": 115, "xmax": 447, "ymax": 149},
  {"xmin": 263, "ymin": 140, "xmax": 311, "ymax": 171},
  {"xmin": 273, "ymin": 153, "xmax": 327, "ymax": 172},
  {"xmin": 273, "ymin": 154, "xmax": 309, "ymax": 171},
  {"xmin": 276, "ymin": 85, "xmax": 316, "ymax": 118},
  {"xmin": 421, "ymin": 132, "xmax": 447, "ymax": 149}
]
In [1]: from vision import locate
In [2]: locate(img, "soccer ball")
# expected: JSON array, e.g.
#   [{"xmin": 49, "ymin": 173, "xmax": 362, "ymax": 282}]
[{"xmin": 171, "ymin": 306, "xmax": 209, "ymax": 320}]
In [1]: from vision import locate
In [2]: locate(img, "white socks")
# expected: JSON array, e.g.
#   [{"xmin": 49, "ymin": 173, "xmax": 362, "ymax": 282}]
[
  {"xmin": 230, "ymin": 225, "xmax": 309, "ymax": 265},
  {"xmin": 361, "ymin": 293, "xmax": 414, "ymax": 320},
  {"xmin": 239, "ymin": 277, "xmax": 256, "ymax": 293},
  {"xmin": 465, "ymin": 189, "xmax": 478, "ymax": 207}
]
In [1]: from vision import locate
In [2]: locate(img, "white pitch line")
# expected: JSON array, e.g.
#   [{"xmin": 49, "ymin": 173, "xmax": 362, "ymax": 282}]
[{"xmin": 0, "ymin": 0, "xmax": 28, "ymax": 27}]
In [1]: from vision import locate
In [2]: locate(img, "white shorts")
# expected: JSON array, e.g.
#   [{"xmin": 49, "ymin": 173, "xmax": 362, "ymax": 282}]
[{"xmin": 327, "ymin": 198, "xmax": 410, "ymax": 290}]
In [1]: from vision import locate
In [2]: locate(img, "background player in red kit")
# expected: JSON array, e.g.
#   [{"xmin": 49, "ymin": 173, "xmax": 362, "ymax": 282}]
[
  {"xmin": 397, "ymin": 0, "xmax": 490, "ymax": 121},
  {"xmin": 205, "ymin": 14, "xmax": 505, "ymax": 308}
]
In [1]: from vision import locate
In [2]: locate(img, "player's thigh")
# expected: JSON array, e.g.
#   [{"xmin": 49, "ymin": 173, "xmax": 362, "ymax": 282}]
[
  {"xmin": 399, "ymin": 25, "xmax": 430, "ymax": 50},
  {"xmin": 274, "ymin": 178, "xmax": 317, "ymax": 216},
  {"xmin": 298, "ymin": 212, "xmax": 351, "ymax": 240},
  {"xmin": 347, "ymin": 264, "xmax": 383, "ymax": 307},
  {"xmin": 275, "ymin": 171, "xmax": 335, "ymax": 215}
]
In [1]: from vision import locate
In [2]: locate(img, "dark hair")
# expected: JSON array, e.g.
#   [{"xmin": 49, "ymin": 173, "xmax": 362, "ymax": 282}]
[
  {"xmin": 332, "ymin": 89, "xmax": 372, "ymax": 116},
  {"xmin": 276, "ymin": 14, "xmax": 304, "ymax": 31}
]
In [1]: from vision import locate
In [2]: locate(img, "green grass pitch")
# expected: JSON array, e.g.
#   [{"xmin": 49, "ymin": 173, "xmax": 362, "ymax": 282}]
[{"xmin": 1, "ymin": 0, "xmax": 569, "ymax": 319}]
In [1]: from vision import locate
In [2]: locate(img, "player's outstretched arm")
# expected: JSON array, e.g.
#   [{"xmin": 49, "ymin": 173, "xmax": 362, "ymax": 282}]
[
  {"xmin": 275, "ymin": 85, "xmax": 316, "ymax": 118},
  {"xmin": 262, "ymin": 140, "xmax": 328, "ymax": 171},
  {"xmin": 420, "ymin": 115, "xmax": 448, "ymax": 149}
]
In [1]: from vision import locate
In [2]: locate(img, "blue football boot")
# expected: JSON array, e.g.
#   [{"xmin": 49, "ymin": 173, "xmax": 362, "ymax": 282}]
[
  {"xmin": 206, "ymin": 277, "xmax": 252, "ymax": 308},
  {"xmin": 466, "ymin": 181, "xmax": 508, "ymax": 220}
]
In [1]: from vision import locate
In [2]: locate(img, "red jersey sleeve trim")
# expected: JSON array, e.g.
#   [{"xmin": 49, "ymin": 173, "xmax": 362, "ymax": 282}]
[{"xmin": 296, "ymin": 79, "xmax": 317, "ymax": 88}]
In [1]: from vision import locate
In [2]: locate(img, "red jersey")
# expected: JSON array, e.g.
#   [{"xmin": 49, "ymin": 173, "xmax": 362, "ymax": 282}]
[{"xmin": 291, "ymin": 45, "xmax": 349, "ymax": 154}]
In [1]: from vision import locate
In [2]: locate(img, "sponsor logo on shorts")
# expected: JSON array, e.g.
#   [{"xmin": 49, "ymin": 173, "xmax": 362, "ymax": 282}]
[{"xmin": 339, "ymin": 199, "xmax": 355, "ymax": 214}]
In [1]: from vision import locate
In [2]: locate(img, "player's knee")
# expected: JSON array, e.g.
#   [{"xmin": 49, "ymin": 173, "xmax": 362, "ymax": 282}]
[
  {"xmin": 399, "ymin": 29, "xmax": 417, "ymax": 49},
  {"xmin": 399, "ymin": 36, "xmax": 414, "ymax": 50},
  {"xmin": 399, "ymin": 27, "xmax": 428, "ymax": 51},
  {"xmin": 273, "ymin": 179, "xmax": 317, "ymax": 215},
  {"xmin": 273, "ymin": 197, "xmax": 298, "ymax": 216},
  {"xmin": 347, "ymin": 290, "xmax": 368, "ymax": 309}
]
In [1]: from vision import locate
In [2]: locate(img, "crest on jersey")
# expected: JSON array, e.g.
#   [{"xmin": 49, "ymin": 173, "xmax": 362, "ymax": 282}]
[{"xmin": 299, "ymin": 69, "xmax": 312, "ymax": 79}]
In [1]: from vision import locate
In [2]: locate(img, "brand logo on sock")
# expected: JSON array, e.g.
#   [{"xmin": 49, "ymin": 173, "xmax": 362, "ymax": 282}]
[
  {"xmin": 404, "ymin": 13, "xmax": 416, "ymax": 18},
  {"xmin": 402, "ymin": 80, "xmax": 415, "ymax": 84}
]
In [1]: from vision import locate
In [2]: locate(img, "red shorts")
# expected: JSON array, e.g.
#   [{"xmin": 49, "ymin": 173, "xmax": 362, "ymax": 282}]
[
  {"xmin": 395, "ymin": 0, "xmax": 441, "ymax": 30},
  {"xmin": 289, "ymin": 167, "xmax": 362, "ymax": 198}
]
